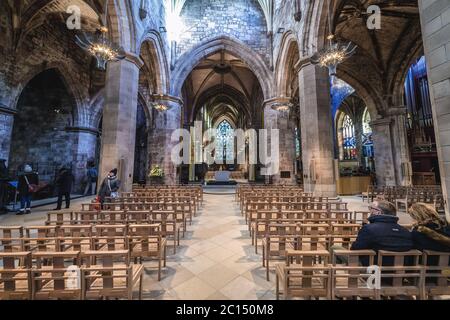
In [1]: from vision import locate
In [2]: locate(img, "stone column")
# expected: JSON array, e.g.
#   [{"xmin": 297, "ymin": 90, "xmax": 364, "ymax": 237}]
[
  {"xmin": 148, "ymin": 95, "xmax": 183, "ymax": 185},
  {"xmin": 388, "ymin": 106, "xmax": 412, "ymax": 186},
  {"xmin": 0, "ymin": 106, "xmax": 15, "ymax": 164},
  {"xmin": 298, "ymin": 60, "xmax": 336, "ymax": 196},
  {"xmin": 66, "ymin": 127, "xmax": 99, "ymax": 193},
  {"xmin": 98, "ymin": 54, "xmax": 143, "ymax": 192},
  {"xmin": 371, "ymin": 118, "xmax": 397, "ymax": 186},
  {"xmin": 263, "ymin": 98, "xmax": 296, "ymax": 185},
  {"xmin": 418, "ymin": 0, "xmax": 450, "ymax": 219}
]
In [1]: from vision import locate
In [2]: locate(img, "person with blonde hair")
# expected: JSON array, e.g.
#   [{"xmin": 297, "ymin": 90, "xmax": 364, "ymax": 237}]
[{"xmin": 407, "ymin": 203, "xmax": 450, "ymax": 252}]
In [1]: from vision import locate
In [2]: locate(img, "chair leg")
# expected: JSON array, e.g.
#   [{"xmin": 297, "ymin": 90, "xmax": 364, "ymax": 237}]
[
  {"xmin": 139, "ymin": 274, "xmax": 143, "ymax": 300},
  {"xmin": 158, "ymin": 258, "xmax": 161, "ymax": 281},
  {"xmin": 275, "ymin": 274, "xmax": 279, "ymax": 300}
]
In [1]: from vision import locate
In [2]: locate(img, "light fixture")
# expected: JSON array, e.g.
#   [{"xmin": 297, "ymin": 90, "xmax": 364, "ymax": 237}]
[
  {"xmin": 151, "ymin": 94, "xmax": 171, "ymax": 112},
  {"xmin": 74, "ymin": 0, "xmax": 125, "ymax": 70},
  {"xmin": 311, "ymin": 0, "xmax": 357, "ymax": 76},
  {"xmin": 271, "ymin": 98, "xmax": 293, "ymax": 112},
  {"xmin": 277, "ymin": 27, "xmax": 285, "ymax": 34},
  {"xmin": 159, "ymin": 26, "xmax": 167, "ymax": 33}
]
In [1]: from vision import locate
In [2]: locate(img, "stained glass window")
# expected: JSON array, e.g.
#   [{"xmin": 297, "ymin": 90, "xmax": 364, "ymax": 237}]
[
  {"xmin": 342, "ymin": 114, "xmax": 357, "ymax": 160},
  {"xmin": 362, "ymin": 108, "xmax": 374, "ymax": 158},
  {"xmin": 216, "ymin": 120, "xmax": 234, "ymax": 163}
]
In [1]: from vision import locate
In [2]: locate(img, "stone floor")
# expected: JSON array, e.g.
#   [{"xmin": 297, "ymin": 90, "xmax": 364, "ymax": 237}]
[{"xmin": 0, "ymin": 194, "xmax": 414, "ymax": 300}]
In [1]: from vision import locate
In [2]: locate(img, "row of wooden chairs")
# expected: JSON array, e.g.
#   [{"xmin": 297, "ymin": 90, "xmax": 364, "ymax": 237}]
[
  {"xmin": 1, "ymin": 224, "xmax": 167, "ymax": 281},
  {"xmin": 261, "ymin": 223, "xmax": 361, "ymax": 280},
  {"xmin": 89, "ymin": 201, "xmax": 197, "ymax": 220},
  {"xmin": 0, "ymin": 250, "xmax": 144, "ymax": 300},
  {"xmin": 275, "ymin": 249, "xmax": 450, "ymax": 300},
  {"xmin": 45, "ymin": 211, "xmax": 183, "ymax": 252}
]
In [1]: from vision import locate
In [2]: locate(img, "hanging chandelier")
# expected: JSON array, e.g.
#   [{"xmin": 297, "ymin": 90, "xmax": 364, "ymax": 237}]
[
  {"xmin": 311, "ymin": 0, "xmax": 357, "ymax": 76},
  {"xmin": 151, "ymin": 94, "xmax": 171, "ymax": 112},
  {"xmin": 74, "ymin": 0, "xmax": 125, "ymax": 70},
  {"xmin": 271, "ymin": 97, "xmax": 293, "ymax": 112}
]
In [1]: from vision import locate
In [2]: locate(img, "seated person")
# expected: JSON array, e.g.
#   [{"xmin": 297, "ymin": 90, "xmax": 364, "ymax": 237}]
[
  {"xmin": 407, "ymin": 203, "xmax": 450, "ymax": 252},
  {"xmin": 351, "ymin": 200, "xmax": 413, "ymax": 266},
  {"xmin": 407, "ymin": 203, "xmax": 450, "ymax": 284}
]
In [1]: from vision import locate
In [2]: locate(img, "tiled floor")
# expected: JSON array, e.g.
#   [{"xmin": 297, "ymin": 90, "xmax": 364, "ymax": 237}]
[{"xmin": 0, "ymin": 193, "xmax": 414, "ymax": 300}]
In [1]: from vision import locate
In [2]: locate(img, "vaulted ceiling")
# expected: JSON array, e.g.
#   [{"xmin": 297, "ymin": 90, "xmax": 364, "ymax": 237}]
[
  {"xmin": 332, "ymin": 0, "xmax": 423, "ymax": 109},
  {"xmin": 182, "ymin": 50, "xmax": 262, "ymax": 125}
]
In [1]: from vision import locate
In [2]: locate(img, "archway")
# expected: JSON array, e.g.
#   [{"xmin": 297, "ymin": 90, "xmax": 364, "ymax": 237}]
[
  {"xmin": 179, "ymin": 47, "xmax": 266, "ymax": 184},
  {"xmin": 9, "ymin": 69, "xmax": 78, "ymax": 196}
]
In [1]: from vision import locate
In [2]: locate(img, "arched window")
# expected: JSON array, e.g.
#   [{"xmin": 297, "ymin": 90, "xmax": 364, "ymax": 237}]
[
  {"xmin": 341, "ymin": 114, "xmax": 357, "ymax": 160},
  {"xmin": 216, "ymin": 120, "xmax": 234, "ymax": 162},
  {"xmin": 362, "ymin": 108, "xmax": 374, "ymax": 158}
]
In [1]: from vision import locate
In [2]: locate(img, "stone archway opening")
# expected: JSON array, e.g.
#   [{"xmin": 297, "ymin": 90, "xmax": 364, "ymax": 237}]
[
  {"xmin": 180, "ymin": 49, "xmax": 266, "ymax": 184},
  {"xmin": 9, "ymin": 69, "xmax": 78, "ymax": 197}
]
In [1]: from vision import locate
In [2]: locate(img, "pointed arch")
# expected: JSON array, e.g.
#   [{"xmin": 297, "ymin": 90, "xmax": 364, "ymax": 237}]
[{"xmin": 171, "ymin": 36, "xmax": 274, "ymax": 100}]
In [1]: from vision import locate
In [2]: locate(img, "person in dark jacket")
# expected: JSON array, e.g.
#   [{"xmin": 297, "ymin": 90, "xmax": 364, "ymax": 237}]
[
  {"xmin": 351, "ymin": 200, "xmax": 413, "ymax": 266},
  {"xmin": 17, "ymin": 164, "xmax": 39, "ymax": 215},
  {"xmin": 54, "ymin": 167, "xmax": 74, "ymax": 210},
  {"xmin": 407, "ymin": 203, "xmax": 450, "ymax": 252},
  {"xmin": 98, "ymin": 168, "xmax": 121, "ymax": 205},
  {"xmin": 0, "ymin": 159, "xmax": 9, "ymax": 214}
]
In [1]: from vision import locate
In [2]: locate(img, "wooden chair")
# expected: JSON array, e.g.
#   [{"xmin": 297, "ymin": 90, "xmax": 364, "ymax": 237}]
[
  {"xmin": 23, "ymin": 226, "xmax": 59, "ymax": 252},
  {"xmin": 73, "ymin": 211, "xmax": 101, "ymax": 225},
  {"xmin": 92, "ymin": 225, "xmax": 128, "ymax": 251},
  {"xmin": 57, "ymin": 225, "xmax": 93, "ymax": 252},
  {"xmin": 331, "ymin": 249, "xmax": 379, "ymax": 300},
  {"xmin": 0, "ymin": 252, "xmax": 32, "ymax": 300},
  {"xmin": 0, "ymin": 226, "xmax": 24, "ymax": 252},
  {"xmin": 377, "ymin": 250, "xmax": 424, "ymax": 299},
  {"xmin": 100, "ymin": 211, "xmax": 128, "ymax": 224},
  {"xmin": 80, "ymin": 250, "xmax": 144, "ymax": 300},
  {"xmin": 31, "ymin": 251, "xmax": 82, "ymax": 300},
  {"xmin": 275, "ymin": 250, "xmax": 331, "ymax": 300},
  {"xmin": 46, "ymin": 212, "xmax": 74, "ymax": 226},
  {"xmin": 422, "ymin": 250, "xmax": 450, "ymax": 299},
  {"xmin": 128, "ymin": 224, "xmax": 167, "ymax": 281},
  {"xmin": 262, "ymin": 224, "xmax": 299, "ymax": 281}
]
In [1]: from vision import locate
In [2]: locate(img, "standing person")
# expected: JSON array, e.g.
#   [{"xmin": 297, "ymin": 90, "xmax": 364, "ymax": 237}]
[
  {"xmin": 17, "ymin": 164, "xmax": 39, "ymax": 215},
  {"xmin": 0, "ymin": 160, "xmax": 9, "ymax": 214},
  {"xmin": 83, "ymin": 163, "xmax": 98, "ymax": 196},
  {"xmin": 98, "ymin": 168, "xmax": 120, "ymax": 205},
  {"xmin": 54, "ymin": 167, "xmax": 74, "ymax": 211}
]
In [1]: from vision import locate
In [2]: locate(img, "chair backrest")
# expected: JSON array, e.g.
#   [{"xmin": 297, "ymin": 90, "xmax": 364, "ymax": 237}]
[
  {"xmin": 377, "ymin": 250, "xmax": 424, "ymax": 298},
  {"xmin": 422, "ymin": 250, "xmax": 450, "ymax": 296},
  {"xmin": 81, "ymin": 250, "xmax": 132, "ymax": 297},
  {"xmin": 46, "ymin": 212, "xmax": 73, "ymax": 226},
  {"xmin": 0, "ymin": 226, "xmax": 23, "ymax": 252},
  {"xmin": 331, "ymin": 249, "xmax": 378, "ymax": 299},
  {"xmin": 0, "ymin": 252, "xmax": 32, "ymax": 299},
  {"xmin": 31, "ymin": 251, "xmax": 81, "ymax": 299}
]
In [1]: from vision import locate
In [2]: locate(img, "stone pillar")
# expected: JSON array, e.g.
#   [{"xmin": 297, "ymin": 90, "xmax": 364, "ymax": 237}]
[
  {"xmin": 149, "ymin": 96, "xmax": 183, "ymax": 185},
  {"xmin": 66, "ymin": 127, "xmax": 99, "ymax": 193},
  {"xmin": 0, "ymin": 106, "xmax": 15, "ymax": 164},
  {"xmin": 298, "ymin": 61, "xmax": 336, "ymax": 196},
  {"xmin": 98, "ymin": 54, "xmax": 143, "ymax": 192},
  {"xmin": 371, "ymin": 118, "xmax": 397, "ymax": 186},
  {"xmin": 388, "ymin": 106, "xmax": 412, "ymax": 186},
  {"xmin": 263, "ymin": 99, "xmax": 296, "ymax": 185},
  {"xmin": 418, "ymin": 0, "xmax": 450, "ymax": 219}
]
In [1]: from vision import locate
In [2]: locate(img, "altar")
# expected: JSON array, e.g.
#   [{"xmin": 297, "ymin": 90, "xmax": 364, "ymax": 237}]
[{"xmin": 215, "ymin": 171, "xmax": 231, "ymax": 182}]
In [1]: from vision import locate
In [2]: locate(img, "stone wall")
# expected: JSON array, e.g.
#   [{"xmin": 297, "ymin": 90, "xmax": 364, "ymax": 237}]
[
  {"xmin": 177, "ymin": 0, "xmax": 270, "ymax": 63},
  {"xmin": 419, "ymin": 0, "xmax": 450, "ymax": 218}
]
